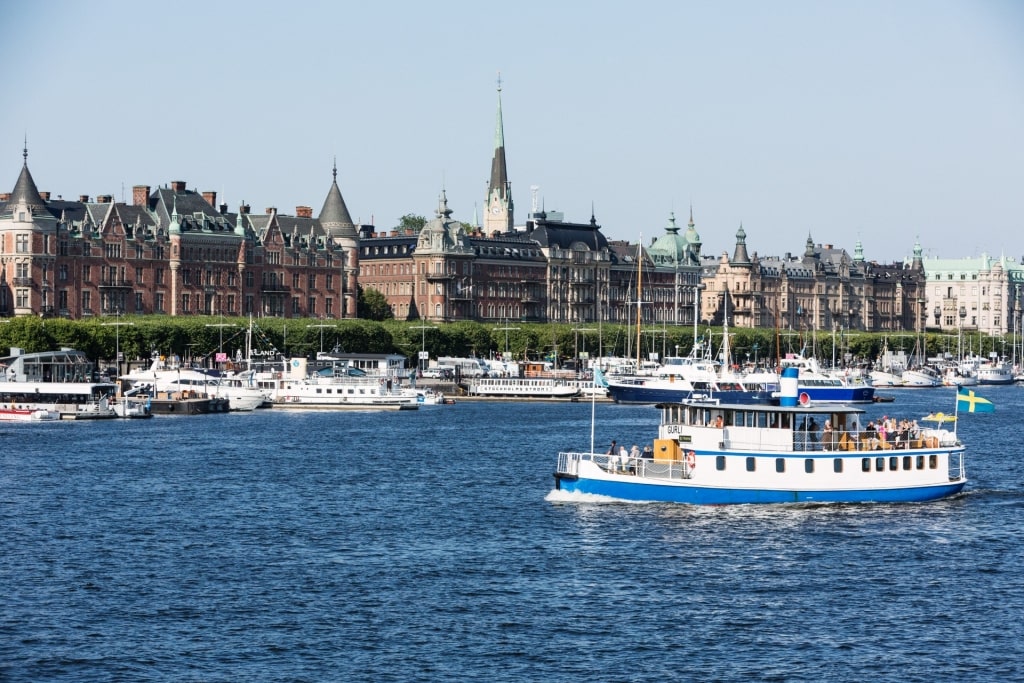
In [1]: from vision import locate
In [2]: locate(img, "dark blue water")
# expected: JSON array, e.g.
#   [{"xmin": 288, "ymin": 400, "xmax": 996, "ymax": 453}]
[{"xmin": 3, "ymin": 387, "xmax": 1023, "ymax": 682}]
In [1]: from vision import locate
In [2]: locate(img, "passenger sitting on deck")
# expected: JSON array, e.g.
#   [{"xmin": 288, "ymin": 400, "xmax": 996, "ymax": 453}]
[{"xmin": 630, "ymin": 444, "xmax": 641, "ymax": 459}]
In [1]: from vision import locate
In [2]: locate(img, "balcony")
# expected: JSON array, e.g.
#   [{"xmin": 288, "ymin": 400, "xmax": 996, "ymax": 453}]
[
  {"xmin": 260, "ymin": 283, "xmax": 289, "ymax": 293},
  {"xmin": 13, "ymin": 277, "xmax": 33, "ymax": 287},
  {"xmin": 99, "ymin": 278, "xmax": 133, "ymax": 289}
]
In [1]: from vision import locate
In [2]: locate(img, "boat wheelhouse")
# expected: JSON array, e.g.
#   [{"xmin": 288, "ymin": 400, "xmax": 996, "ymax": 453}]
[{"xmin": 553, "ymin": 399, "xmax": 966, "ymax": 505}]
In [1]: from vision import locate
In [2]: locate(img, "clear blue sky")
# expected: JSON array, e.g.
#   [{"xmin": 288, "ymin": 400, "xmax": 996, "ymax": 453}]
[{"xmin": 3, "ymin": 0, "xmax": 1022, "ymax": 264}]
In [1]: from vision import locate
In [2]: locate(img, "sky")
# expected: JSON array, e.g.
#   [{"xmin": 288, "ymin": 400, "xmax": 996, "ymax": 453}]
[{"xmin": 2, "ymin": 0, "xmax": 1022, "ymax": 264}]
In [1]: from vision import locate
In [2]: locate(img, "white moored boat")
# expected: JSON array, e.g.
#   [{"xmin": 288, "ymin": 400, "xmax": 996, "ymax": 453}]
[
  {"xmin": 0, "ymin": 347, "xmax": 117, "ymax": 419},
  {"xmin": 552, "ymin": 368, "xmax": 968, "ymax": 505}
]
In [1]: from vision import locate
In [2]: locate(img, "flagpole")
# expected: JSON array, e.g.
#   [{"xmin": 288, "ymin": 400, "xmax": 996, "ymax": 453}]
[{"xmin": 953, "ymin": 386, "xmax": 960, "ymax": 436}]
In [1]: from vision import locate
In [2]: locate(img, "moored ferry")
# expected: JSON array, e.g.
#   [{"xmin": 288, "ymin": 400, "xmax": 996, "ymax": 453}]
[
  {"xmin": 465, "ymin": 377, "xmax": 580, "ymax": 399},
  {"xmin": 0, "ymin": 347, "xmax": 117, "ymax": 419}
]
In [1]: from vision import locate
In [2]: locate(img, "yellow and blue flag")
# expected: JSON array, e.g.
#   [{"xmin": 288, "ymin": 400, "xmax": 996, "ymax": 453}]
[{"xmin": 957, "ymin": 386, "xmax": 995, "ymax": 413}]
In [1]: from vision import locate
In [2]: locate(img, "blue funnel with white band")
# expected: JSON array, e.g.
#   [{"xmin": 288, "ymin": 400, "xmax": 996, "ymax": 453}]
[{"xmin": 779, "ymin": 366, "xmax": 799, "ymax": 406}]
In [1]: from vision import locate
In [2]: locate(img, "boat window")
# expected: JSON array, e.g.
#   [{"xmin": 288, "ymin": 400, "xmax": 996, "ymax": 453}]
[
  {"xmin": 916, "ymin": 455, "xmax": 925, "ymax": 470},
  {"xmin": 716, "ymin": 455, "xmax": 726, "ymax": 471},
  {"xmin": 929, "ymin": 454, "xmax": 937, "ymax": 469},
  {"xmin": 804, "ymin": 459, "xmax": 814, "ymax": 474},
  {"xmin": 902, "ymin": 456, "xmax": 912, "ymax": 471},
  {"xmin": 875, "ymin": 457, "xmax": 885, "ymax": 472},
  {"xmin": 862, "ymin": 458, "xmax": 871, "ymax": 472},
  {"xmin": 776, "ymin": 458, "xmax": 785, "ymax": 473},
  {"xmin": 834, "ymin": 458, "xmax": 843, "ymax": 473},
  {"xmin": 746, "ymin": 457, "xmax": 756, "ymax": 472},
  {"xmin": 889, "ymin": 456, "xmax": 899, "ymax": 471},
  {"xmin": 757, "ymin": 412, "xmax": 768, "ymax": 428}
]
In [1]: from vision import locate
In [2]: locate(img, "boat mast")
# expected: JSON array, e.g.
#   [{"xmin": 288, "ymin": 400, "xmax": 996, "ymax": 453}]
[{"xmin": 635, "ymin": 237, "xmax": 643, "ymax": 369}]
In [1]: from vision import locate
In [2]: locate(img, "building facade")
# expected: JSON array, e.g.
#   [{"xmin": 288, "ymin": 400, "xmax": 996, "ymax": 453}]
[{"xmin": 0, "ymin": 146, "xmax": 349, "ymax": 320}]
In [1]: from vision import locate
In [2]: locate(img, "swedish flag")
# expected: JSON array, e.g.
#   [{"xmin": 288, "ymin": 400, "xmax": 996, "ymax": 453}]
[{"xmin": 957, "ymin": 386, "xmax": 995, "ymax": 413}]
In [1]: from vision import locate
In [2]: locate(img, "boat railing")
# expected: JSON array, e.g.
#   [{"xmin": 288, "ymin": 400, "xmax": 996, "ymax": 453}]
[{"xmin": 557, "ymin": 452, "xmax": 694, "ymax": 480}]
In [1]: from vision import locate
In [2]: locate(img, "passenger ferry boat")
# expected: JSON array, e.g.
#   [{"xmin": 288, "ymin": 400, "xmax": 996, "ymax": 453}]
[
  {"xmin": 252, "ymin": 356, "xmax": 419, "ymax": 410},
  {"xmin": 553, "ymin": 372, "xmax": 966, "ymax": 505},
  {"xmin": 465, "ymin": 377, "xmax": 580, "ymax": 399},
  {"xmin": 0, "ymin": 348, "xmax": 117, "ymax": 419}
]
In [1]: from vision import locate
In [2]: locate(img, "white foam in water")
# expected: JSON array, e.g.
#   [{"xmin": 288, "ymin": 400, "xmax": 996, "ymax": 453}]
[{"xmin": 545, "ymin": 488, "xmax": 649, "ymax": 504}]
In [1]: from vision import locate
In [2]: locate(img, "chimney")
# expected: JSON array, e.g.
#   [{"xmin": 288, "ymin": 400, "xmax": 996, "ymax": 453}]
[
  {"xmin": 97, "ymin": 195, "xmax": 113, "ymax": 204},
  {"xmin": 0, "ymin": 193, "xmax": 9, "ymax": 202},
  {"xmin": 170, "ymin": 180, "xmax": 186, "ymax": 192},
  {"xmin": 39, "ymin": 191, "xmax": 50, "ymax": 201},
  {"xmin": 219, "ymin": 203, "xmax": 228, "ymax": 214},
  {"xmin": 391, "ymin": 230, "xmax": 398, "ymax": 237},
  {"xmin": 266, "ymin": 207, "xmax": 276, "ymax": 215},
  {"xmin": 79, "ymin": 195, "xmax": 90, "ymax": 202},
  {"xmin": 239, "ymin": 204, "xmax": 250, "ymax": 215},
  {"xmin": 202, "ymin": 191, "xmax": 217, "ymax": 207},
  {"xmin": 296, "ymin": 205, "xmax": 313, "ymax": 218},
  {"xmin": 133, "ymin": 185, "xmax": 150, "ymax": 207}
]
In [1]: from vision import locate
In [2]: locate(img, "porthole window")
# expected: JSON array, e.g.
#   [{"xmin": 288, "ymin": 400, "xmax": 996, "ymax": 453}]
[
  {"xmin": 834, "ymin": 458, "xmax": 843, "ymax": 473},
  {"xmin": 875, "ymin": 457, "xmax": 885, "ymax": 472},
  {"xmin": 716, "ymin": 455, "xmax": 726, "ymax": 471},
  {"xmin": 746, "ymin": 457, "xmax": 756, "ymax": 472},
  {"xmin": 862, "ymin": 458, "xmax": 871, "ymax": 472},
  {"xmin": 805, "ymin": 459, "xmax": 815, "ymax": 474},
  {"xmin": 776, "ymin": 458, "xmax": 785, "ymax": 473}
]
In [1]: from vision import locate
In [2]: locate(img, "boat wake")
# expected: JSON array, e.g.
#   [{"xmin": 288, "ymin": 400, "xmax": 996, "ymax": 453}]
[{"xmin": 544, "ymin": 488, "xmax": 651, "ymax": 504}]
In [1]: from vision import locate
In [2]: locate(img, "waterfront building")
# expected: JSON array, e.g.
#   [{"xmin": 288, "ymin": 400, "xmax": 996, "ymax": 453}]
[
  {"xmin": 0, "ymin": 145, "xmax": 347, "ymax": 319},
  {"xmin": 701, "ymin": 229, "xmax": 928, "ymax": 336},
  {"xmin": 920, "ymin": 253, "xmax": 1024, "ymax": 337}
]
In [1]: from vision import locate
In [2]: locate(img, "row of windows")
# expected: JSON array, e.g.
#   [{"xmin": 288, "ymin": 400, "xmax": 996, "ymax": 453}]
[{"xmin": 716, "ymin": 454, "xmax": 940, "ymax": 473}]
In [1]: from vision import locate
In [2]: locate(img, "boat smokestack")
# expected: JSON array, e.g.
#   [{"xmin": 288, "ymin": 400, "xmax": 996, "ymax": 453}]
[{"xmin": 779, "ymin": 367, "xmax": 799, "ymax": 406}]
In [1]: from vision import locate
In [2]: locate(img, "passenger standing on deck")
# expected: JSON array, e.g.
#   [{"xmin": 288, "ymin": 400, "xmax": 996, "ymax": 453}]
[{"xmin": 606, "ymin": 440, "xmax": 618, "ymax": 455}]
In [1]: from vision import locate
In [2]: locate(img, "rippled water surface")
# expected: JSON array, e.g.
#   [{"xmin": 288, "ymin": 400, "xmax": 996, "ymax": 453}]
[{"xmin": 3, "ymin": 387, "xmax": 1023, "ymax": 682}]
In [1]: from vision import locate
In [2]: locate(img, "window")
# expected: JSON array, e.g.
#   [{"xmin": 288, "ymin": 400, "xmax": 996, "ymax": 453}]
[
  {"xmin": 308, "ymin": 297, "xmax": 316, "ymax": 316},
  {"xmin": 16, "ymin": 262, "xmax": 28, "ymax": 279},
  {"xmin": 83, "ymin": 265, "xmax": 91, "ymax": 282},
  {"xmin": 902, "ymin": 456, "xmax": 912, "ymax": 471},
  {"xmin": 325, "ymin": 298, "xmax": 333, "ymax": 316},
  {"xmin": 929, "ymin": 454, "xmax": 937, "ymax": 469},
  {"xmin": 716, "ymin": 455, "xmax": 726, "ymax": 471},
  {"xmin": 15, "ymin": 234, "xmax": 29, "ymax": 253},
  {"xmin": 745, "ymin": 457, "xmax": 756, "ymax": 472},
  {"xmin": 308, "ymin": 273, "xmax": 316, "ymax": 289},
  {"xmin": 156, "ymin": 268, "xmax": 164, "ymax": 285},
  {"xmin": 82, "ymin": 290, "xmax": 92, "ymax": 313},
  {"xmin": 15, "ymin": 289, "xmax": 29, "ymax": 308},
  {"xmin": 834, "ymin": 458, "xmax": 843, "ymax": 473},
  {"xmin": 916, "ymin": 455, "xmax": 925, "ymax": 470},
  {"xmin": 889, "ymin": 456, "xmax": 899, "ymax": 471},
  {"xmin": 776, "ymin": 458, "xmax": 785, "ymax": 473},
  {"xmin": 326, "ymin": 273, "xmax": 333, "ymax": 290},
  {"xmin": 135, "ymin": 292, "xmax": 143, "ymax": 312},
  {"xmin": 875, "ymin": 457, "xmax": 885, "ymax": 472},
  {"xmin": 136, "ymin": 267, "xmax": 144, "ymax": 284},
  {"xmin": 155, "ymin": 292, "xmax": 164, "ymax": 313},
  {"xmin": 181, "ymin": 294, "xmax": 190, "ymax": 312},
  {"xmin": 862, "ymin": 458, "xmax": 871, "ymax": 472}
]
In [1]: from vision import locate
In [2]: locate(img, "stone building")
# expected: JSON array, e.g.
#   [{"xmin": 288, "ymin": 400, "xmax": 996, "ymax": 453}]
[{"xmin": 0, "ymin": 146, "xmax": 348, "ymax": 320}]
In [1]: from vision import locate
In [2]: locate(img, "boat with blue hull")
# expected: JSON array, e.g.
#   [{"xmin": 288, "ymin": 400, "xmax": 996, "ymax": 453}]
[
  {"xmin": 779, "ymin": 354, "xmax": 875, "ymax": 404},
  {"xmin": 553, "ymin": 371, "xmax": 967, "ymax": 505}
]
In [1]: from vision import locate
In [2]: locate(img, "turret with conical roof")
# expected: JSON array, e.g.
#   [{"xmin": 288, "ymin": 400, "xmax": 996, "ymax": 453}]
[
  {"xmin": 320, "ymin": 160, "xmax": 356, "ymax": 241},
  {"xmin": 1, "ymin": 144, "xmax": 48, "ymax": 219},
  {"xmin": 731, "ymin": 223, "xmax": 751, "ymax": 265}
]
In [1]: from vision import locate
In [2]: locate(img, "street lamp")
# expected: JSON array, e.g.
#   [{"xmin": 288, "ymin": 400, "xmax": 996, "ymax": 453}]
[
  {"xmin": 101, "ymin": 309, "xmax": 133, "ymax": 378},
  {"xmin": 958, "ymin": 305, "xmax": 967, "ymax": 360},
  {"xmin": 410, "ymin": 324, "xmax": 437, "ymax": 373}
]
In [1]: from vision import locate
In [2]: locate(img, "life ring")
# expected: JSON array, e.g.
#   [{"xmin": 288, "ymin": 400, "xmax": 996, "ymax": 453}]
[{"xmin": 685, "ymin": 450, "xmax": 696, "ymax": 468}]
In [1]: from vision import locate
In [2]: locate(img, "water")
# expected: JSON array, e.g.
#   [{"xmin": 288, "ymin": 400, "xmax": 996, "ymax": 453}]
[{"xmin": 2, "ymin": 387, "xmax": 1023, "ymax": 682}]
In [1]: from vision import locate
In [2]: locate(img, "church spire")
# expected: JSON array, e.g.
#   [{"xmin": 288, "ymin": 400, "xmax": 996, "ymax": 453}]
[{"xmin": 484, "ymin": 73, "xmax": 513, "ymax": 233}]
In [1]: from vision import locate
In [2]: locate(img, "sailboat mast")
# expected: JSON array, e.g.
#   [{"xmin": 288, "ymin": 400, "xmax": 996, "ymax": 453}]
[{"xmin": 635, "ymin": 238, "xmax": 643, "ymax": 368}]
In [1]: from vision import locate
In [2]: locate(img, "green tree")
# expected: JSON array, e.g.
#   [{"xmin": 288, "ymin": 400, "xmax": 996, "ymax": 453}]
[
  {"xmin": 357, "ymin": 286, "xmax": 395, "ymax": 321},
  {"xmin": 395, "ymin": 214, "xmax": 427, "ymax": 233}
]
